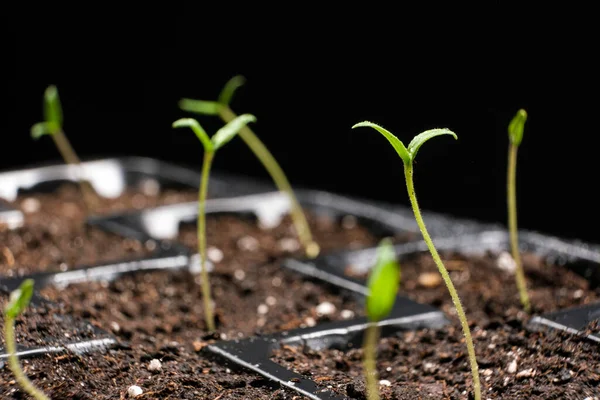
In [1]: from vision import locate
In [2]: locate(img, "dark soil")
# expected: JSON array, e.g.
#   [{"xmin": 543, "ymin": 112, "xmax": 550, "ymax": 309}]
[
  {"xmin": 0, "ymin": 343, "xmax": 309, "ymax": 399},
  {"xmin": 40, "ymin": 267, "xmax": 362, "ymax": 350},
  {"xmin": 39, "ymin": 212, "xmax": 396, "ymax": 350},
  {"xmin": 0, "ymin": 291, "xmax": 308, "ymax": 399},
  {"xmin": 177, "ymin": 212, "xmax": 416, "ymax": 265},
  {"xmin": 0, "ymin": 183, "xmax": 198, "ymax": 277},
  {"xmin": 0, "ymin": 213, "xmax": 403, "ymax": 399},
  {"xmin": 271, "ymin": 250, "xmax": 600, "ymax": 399},
  {"xmin": 13, "ymin": 183, "xmax": 199, "ymax": 223},
  {"xmin": 0, "ymin": 297, "xmax": 109, "ymax": 351},
  {"xmin": 0, "ymin": 223, "xmax": 154, "ymax": 278}
]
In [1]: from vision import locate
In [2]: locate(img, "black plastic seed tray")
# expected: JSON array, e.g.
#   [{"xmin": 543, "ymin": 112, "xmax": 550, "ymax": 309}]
[
  {"xmin": 0, "ymin": 156, "xmax": 276, "ymax": 227},
  {"xmin": 290, "ymin": 229, "xmax": 600, "ymax": 342},
  {"xmin": 0, "ymin": 184, "xmax": 455, "ymax": 362},
  {"xmin": 204, "ymin": 302, "xmax": 447, "ymax": 400}
]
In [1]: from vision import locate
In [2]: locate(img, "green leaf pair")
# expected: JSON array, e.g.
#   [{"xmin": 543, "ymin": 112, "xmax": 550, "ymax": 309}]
[
  {"xmin": 172, "ymin": 114, "xmax": 256, "ymax": 153},
  {"xmin": 352, "ymin": 121, "xmax": 457, "ymax": 165},
  {"xmin": 178, "ymin": 75, "xmax": 246, "ymax": 116},
  {"xmin": 5, "ymin": 279, "xmax": 35, "ymax": 319}
]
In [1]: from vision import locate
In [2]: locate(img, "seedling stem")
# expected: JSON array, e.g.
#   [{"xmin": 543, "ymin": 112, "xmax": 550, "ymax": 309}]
[
  {"xmin": 3, "ymin": 279, "xmax": 50, "ymax": 400},
  {"xmin": 198, "ymin": 151, "xmax": 215, "ymax": 331},
  {"xmin": 173, "ymin": 115, "xmax": 256, "ymax": 332},
  {"xmin": 352, "ymin": 121, "xmax": 481, "ymax": 400},
  {"xmin": 364, "ymin": 321, "xmax": 381, "ymax": 400},
  {"xmin": 179, "ymin": 76, "xmax": 319, "ymax": 258},
  {"xmin": 507, "ymin": 109, "xmax": 531, "ymax": 313}
]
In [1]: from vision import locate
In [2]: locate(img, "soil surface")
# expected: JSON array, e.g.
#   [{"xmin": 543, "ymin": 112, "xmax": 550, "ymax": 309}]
[
  {"xmin": 272, "ymin": 250, "xmax": 600, "ymax": 399},
  {"xmin": 0, "ymin": 291, "xmax": 306, "ymax": 399},
  {"xmin": 0, "ymin": 223, "xmax": 154, "ymax": 278},
  {"xmin": 40, "ymin": 267, "xmax": 362, "ymax": 351},
  {"xmin": 12, "ymin": 183, "xmax": 199, "ymax": 223},
  {"xmin": 0, "ymin": 343, "xmax": 307, "ymax": 399},
  {"xmin": 177, "ymin": 212, "xmax": 415, "ymax": 265},
  {"xmin": 0, "ymin": 213, "xmax": 405, "ymax": 399},
  {"xmin": 38, "ymin": 212, "xmax": 397, "ymax": 351}
]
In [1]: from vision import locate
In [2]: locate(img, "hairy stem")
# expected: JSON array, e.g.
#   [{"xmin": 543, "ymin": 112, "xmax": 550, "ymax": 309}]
[
  {"xmin": 363, "ymin": 322, "xmax": 381, "ymax": 400},
  {"xmin": 508, "ymin": 144, "xmax": 531, "ymax": 313},
  {"xmin": 52, "ymin": 129, "xmax": 97, "ymax": 212},
  {"xmin": 404, "ymin": 163, "xmax": 481, "ymax": 400},
  {"xmin": 218, "ymin": 106, "xmax": 319, "ymax": 258},
  {"xmin": 4, "ymin": 316, "xmax": 50, "ymax": 400},
  {"xmin": 198, "ymin": 151, "xmax": 215, "ymax": 332}
]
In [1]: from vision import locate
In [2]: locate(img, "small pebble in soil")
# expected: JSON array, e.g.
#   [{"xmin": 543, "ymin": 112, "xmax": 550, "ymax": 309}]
[
  {"xmin": 379, "ymin": 380, "xmax": 391, "ymax": 386},
  {"xmin": 234, "ymin": 269, "xmax": 246, "ymax": 280},
  {"xmin": 265, "ymin": 296, "xmax": 277, "ymax": 306},
  {"xmin": 496, "ymin": 251, "xmax": 516, "ymax": 273},
  {"xmin": 148, "ymin": 359, "xmax": 162, "ymax": 372},
  {"xmin": 207, "ymin": 246, "xmax": 224, "ymax": 263},
  {"xmin": 278, "ymin": 237, "xmax": 300, "ymax": 252},
  {"xmin": 237, "ymin": 235, "xmax": 259, "ymax": 251},
  {"xmin": 507, "ymin": 358, "xmax": 518, "ymax": 373},
  {"xmin": 516, "ymin": 368, "xmax": 535, "ymax": 379},
  {"xmin": 316, "ymin": 301, "xmax": 336, "ymax": 316},
  {"xmin": 21, "ymin": 197, "xmax": 41, "ymax": 213},
  {"xmin": 257, "ymin": 304, "xmax": 269, "ymax": 315},
  {"xmin": 271, "ymin": 276, "xmax": 282, "ymax": 287},
  {"xmin": 340, "ymin": 309, "xmax": 355, "ymax": 319},
  {"xmin": 304, "ymin": 317, "xmax": 316, "ymax": 327},
  {"xmin": 417, "ymin": 272, "xmax": 442, "ymax": 288},
  {"xmin": 127, "ymin": 385, "xmax": 143, "ymax": 398}
]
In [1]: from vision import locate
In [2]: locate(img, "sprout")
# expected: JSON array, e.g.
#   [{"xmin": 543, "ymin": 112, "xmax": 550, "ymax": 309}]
[
  {"xmin": 363, "ymin": 238, "xmax": 400, "ymax": 400},
  {"xmin": 352, "ymin": 121, "xmax": 481, "ymax": 400},
  {"xmin": 179, "ymin": 76, "xmax": 320, "ymax": 258},
  {"xmin": 172, "ymin": 115, "xmax": 256, "ymax": 332},
  {"xmin": 30, "ymin": 85, "xmax": 97, "ymax": 211},
  {"xmin": 3, "ymin": 279, "xmax": 50, "ymax": 400},
  {"xmin": 507, "ymin": 109, "xmax": 531, "ymax": 313}
]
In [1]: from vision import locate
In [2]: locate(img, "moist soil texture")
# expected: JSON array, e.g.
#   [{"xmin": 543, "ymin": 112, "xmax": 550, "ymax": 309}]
[
  {"xmin": 0, "ymin": 212, "xmax": 410, "ymax": 399},
  {"xmin": 271, "ymin": 250, "xmax": 600, "ymax": 399}
]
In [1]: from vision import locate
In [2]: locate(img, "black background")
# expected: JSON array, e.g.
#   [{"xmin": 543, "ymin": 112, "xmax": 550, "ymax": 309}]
[{"xmin": 5, "ymin": 12, "xmax": 597, "ymax": 243}]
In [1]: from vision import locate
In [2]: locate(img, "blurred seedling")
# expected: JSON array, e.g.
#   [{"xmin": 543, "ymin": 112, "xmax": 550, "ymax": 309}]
[
  {"xmin": 3, "ymin": 279, "xmax": 50, "ymax": 400},
  {"xmin": 179, "ymin": 76, "xmax": 319, "ymax": 258},
  {"xmin": 363, "ymin": 238, "xmax": 400, "ymax": 400},
  {"xmin": 507, "ymin": 109, "xmax": 531, "ymax": 312},
  {"xmin": 172, "ymin": 114, "xmax": 256, "ymax": 332},
  {"xmin": 30, "ymin": 85, "xmax": 97, "ymax": 212}
]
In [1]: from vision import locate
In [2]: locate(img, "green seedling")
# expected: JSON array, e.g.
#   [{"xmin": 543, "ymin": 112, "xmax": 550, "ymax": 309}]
[
  {"xmin": 363, "ymin": 238, "xmax": 400, "ymax": 400},
  {"xmin": 30, "ymin": 85, "xmax": 97, "ymax": 211},
  {"xmin": 179, "ymin": 76, "xmax": 320, "ymax": 258},
  {"xmin": 172, "ymin": 115, "xmax": 256, "ymax": 332},
  {"xmin": 3, "ymin": 279, "xmax": 50, "ymax": 400},
  {"xmin": 507, "ymin": 109, "xmax": 531, "ymax": 313},
  {"xmin": 351, "ymin": 121, "xmax": 481, "ymax": 400}
]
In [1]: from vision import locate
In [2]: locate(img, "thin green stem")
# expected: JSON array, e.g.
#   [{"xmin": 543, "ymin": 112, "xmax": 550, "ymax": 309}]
[
  {"xmin": 363, "ymin": 322, "xmax": 381, "ymax": 400},
  {"xmin": 52, "ymin": 129, "xmax": 97, "ymax": 212},
  {"xmin": 508, "ymin": 144, "xmax": 531, "ymax": 313},
  {"xmin": 404, "ymin": 163, "xmax": 481, "ymax": 400},
  {"xmin": 218, "ymin": 106, "xmax": 320, "ymax": 258},
  {"xmin": 199, "ymin": 151, "xmax": 216, "ymax": 332},
  {"xmin": 4, "ymin": 316, "xmax": 50, "ymax": 400}
]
